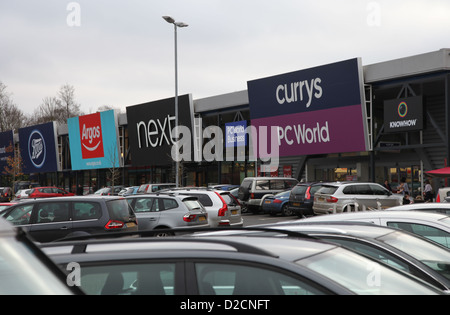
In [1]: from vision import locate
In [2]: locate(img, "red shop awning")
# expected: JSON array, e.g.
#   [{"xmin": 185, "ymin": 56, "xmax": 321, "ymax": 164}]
[{"xmin": 425, "ymin": 167, "xmax": 450, "ymax": 178}]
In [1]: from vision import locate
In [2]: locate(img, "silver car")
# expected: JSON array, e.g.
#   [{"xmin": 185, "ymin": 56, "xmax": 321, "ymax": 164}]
[
  {"xmin": 162, "ymin": 188, "xmax": 244, "ymax": 227},
  {"xmin": 313, "ymin": 182, "xmax": 402, "ymax": 215},
  {"xmin": 126, "ymin": 194, "xmax": 209, "ymax": 236}
]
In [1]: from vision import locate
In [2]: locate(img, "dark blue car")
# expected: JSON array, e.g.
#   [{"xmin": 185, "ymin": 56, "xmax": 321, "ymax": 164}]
[{"xmin": 262, "ymin": 191, "xmax": 292, "ymax": 216}]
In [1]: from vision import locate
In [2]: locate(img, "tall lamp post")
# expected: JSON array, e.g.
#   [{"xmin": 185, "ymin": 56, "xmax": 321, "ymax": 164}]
[{"xmin": 163, "ymin": 16, "xmax": 188, "ymax": 188}]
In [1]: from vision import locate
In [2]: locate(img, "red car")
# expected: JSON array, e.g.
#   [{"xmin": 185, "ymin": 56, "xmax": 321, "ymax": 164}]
[{"xmin": 28, "ymin": 187, "xmax": 75, "ymax": 199}]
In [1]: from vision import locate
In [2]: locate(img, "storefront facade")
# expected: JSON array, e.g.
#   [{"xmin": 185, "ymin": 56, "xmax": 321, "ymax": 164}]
[{"xmin": 1, "ymin": 49, "xmax": 450, "ymax": 196}]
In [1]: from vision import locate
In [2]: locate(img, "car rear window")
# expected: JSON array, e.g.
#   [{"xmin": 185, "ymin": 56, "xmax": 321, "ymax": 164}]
[
  {"xmin": 292, "ymin": 186, "xmax": 307, "ymax": 195},
  {"xmin": 106, "ymin": 199, "xmax": 135, "ymax": 222},
  {"xmin": 183, "ymin": 199, "xmax": 204, "ymax": 211},
  {"xmin": 181, "ymin": 193, "xmax": 213, "ymax": 207},
  {"xmin": 317, "ymin": 186, "xmax": 338, "ymax": 195},
  {"xmin": 219, "ymin": 193, "xmax": 239, "ymax": 206}
]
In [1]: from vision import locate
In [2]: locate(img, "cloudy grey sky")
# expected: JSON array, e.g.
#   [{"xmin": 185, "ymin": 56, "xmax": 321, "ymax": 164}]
[{"xmin": 1, "ymin": 0, "xmax": 449, "ymax": 115}]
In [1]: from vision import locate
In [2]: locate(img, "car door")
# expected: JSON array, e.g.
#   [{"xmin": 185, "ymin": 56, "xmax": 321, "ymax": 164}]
[
  {"xmin": 130, "ymin": 197, "xmax": 161, "ymax": 231},
  {"xmin": 345, "ymin": 185, "xmax": 375, "ymax": 210},
  {"xmin": 29, "ymin": 201, "xmax": 73, "ymax": 242},
  {"xmin": 370, "ymin": 184, "xmax": 400, "ymax": 208}
]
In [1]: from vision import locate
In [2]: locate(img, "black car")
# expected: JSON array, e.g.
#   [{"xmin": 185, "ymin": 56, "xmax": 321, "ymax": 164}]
[
  {"xmin": 41, "ymin": 231, "xmax": 442, "ymax": 295},
  {"xmin": 289, "ymin": 182, "xmax": 327, "ymax": 217},
  {"xmin": 0, "ymin": 187, "xmax": 13, "ymax": 202},
  {"xmin": 1, "ymin": 196, "xmax": 138, "ymax": 243}
]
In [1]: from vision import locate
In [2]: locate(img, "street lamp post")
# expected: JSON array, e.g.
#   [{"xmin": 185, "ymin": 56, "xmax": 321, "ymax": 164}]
[{"xmin": 163, "ymin": 16, "xmax": 188, "ymax": 188}]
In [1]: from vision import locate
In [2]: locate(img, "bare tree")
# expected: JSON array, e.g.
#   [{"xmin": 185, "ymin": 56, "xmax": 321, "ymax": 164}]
[
  {"xmin": 0, "ymin": 82, "xmax": 25, "ymax": 132},
  {"xmin": 30, "ymin": 84, "xmax": 83, "ymax": 125},
  {"xmin": 59, "ymin": 84, "xmax": 82, "ymax": 120}
]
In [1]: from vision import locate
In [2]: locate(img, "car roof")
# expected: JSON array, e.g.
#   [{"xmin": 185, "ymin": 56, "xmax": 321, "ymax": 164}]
[
  {"xmin": 388, "ymin": 203, "xmax": 450, "ymax": 210},
  {"xmin": 42, "ymin": 235, "xmax": 339, "ymax": 263},
  {"xmin": 260, "ymin": 221, "xmax": 407, "ymax": 239},
  {"xmin": 302, "ymin": 210, "xmax": 450, "ymax": 222},
  {"xmin": 15, "ymin": 195, "xmax": 125, "ymax": 203}
]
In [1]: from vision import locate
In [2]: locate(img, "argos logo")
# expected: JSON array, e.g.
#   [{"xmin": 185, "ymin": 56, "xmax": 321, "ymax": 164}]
[{"xmin": 79, "ymin": 112, "xmax": 104, "ymax": 159}]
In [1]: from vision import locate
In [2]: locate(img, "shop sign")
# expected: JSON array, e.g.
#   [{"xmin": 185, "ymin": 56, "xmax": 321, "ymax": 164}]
[
  {"xmin": 247, "ymin": 58, "xmax": 369, "ymax": 158},
  {"xmin": 18, "ymin": 122, "xmax": 60, "ymax": 174},
  {"xmin": 126, "ymin": 94, "xmax": 195, "ymax": 166},
  {"xmin": 384, "ymin": 96, "xmax": 423, "ymax": 133},
  {"xmin": 67, "ymin": 110, "xmax": 121, "ymax": 170},
  {"xmin": 0, "ymin": 130, "xmax": 14, "ymax": 173},
  {"xmin": 225, "ymin": 120, "xmax": 247, "ymax": 148}
]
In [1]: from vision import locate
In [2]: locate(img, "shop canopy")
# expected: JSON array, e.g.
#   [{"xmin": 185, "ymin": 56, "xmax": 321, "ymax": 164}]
[{"xmin": 425, "ymin": 167, "xmax": 450, "ymax": 178}]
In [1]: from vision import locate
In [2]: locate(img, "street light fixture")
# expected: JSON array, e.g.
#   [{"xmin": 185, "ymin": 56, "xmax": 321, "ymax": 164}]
[{"xmin": 163, "ymin": 16, "xmax": 188, "ymax": 188}]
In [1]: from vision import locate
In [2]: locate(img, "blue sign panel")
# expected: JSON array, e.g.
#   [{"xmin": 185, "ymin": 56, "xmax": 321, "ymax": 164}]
[
  {"xmin": 0, "ymin": 130, "xmax": 14, "ymax": 173},
  {"xmin": 225, "ymin": 121, "xmax": 248, "ymax": 148},
  {"xmin": 68, "ymin": 110, "xmax": 121, "ymax": 171},
  {"xmin": 19, "ymin": 122, "xmax": 60, "ymax": 174}
]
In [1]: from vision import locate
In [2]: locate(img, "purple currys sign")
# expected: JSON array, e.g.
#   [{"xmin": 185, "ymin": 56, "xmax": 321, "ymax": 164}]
[{"xmin": 247, "ymin": 58, "xmax": 369, "ymax": 158}]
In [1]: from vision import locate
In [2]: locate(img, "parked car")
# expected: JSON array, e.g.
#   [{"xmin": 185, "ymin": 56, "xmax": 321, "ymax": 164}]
[
  {"xmin": 15, "ymin": 189, "xmax": 31, "ymax": 200},
  {"xmin": 162, "ymin": 188, "xmax": 243, "ymax": 227},
  {"xmin": 93, "ymin": 186, "xmax": 125, "ymax": 196},
  {"xmin": 262, "ymin": 190, "xmax": 293, "ymax": 216},
  {"xmin": 0, "ymin": 187, "xmax": 13, "ymax": 202},
  {"xmin": 388, "ymin": 203, "xmax": 450, "ymax": 215},
  {"xmin": 302, "ymin": 210, "xmax": 450, "ymax": 249},
  {"xmin": 436, "ymin": 187, "xmax": 450, "ymax": 202},
  {"xmin": 1, "ymin": 196, "xmax": 138, "ymax": 243},
  {"xmin": 209, "ymin": 184, "xmax": 240, "ymax": 191},
  {"xmin": 126, "ymin": 194, "xmax": 209, "ymax": 236},
  {"xmin": 313, "ymin": 182, "xmax": 402, "ymax": 215},
  {"xmin": 289, "ymin": 182, "xmax": 329, "ymax": 217},
  {"xmin": 238, "ymin": 177, "xmax": 298, "ymax": 214},
  {"xmin": 118, "ymin": 186, "xmax": 140, "ymax": 197},
  {"xmin": 137, "ymin": 183, "xmax": 176, "ymax": 194},
  {"xmin": 28, "ymin": 187, "xmax": 75, "ymax": 199},
  {"xmin": 40, "ymin": 234, "xmax": 442, "ymax": 295},
  {"xmin": 252, "ymin": 222, "xmax": 450, "ymax": 292},
  {"xmin": 0, "ymin": 217, "xmax": 80, "ymax": 295}
]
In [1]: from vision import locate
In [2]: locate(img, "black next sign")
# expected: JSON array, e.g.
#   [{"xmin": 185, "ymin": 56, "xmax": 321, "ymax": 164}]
[
  {"xmin": 126, "ymin": 94, "xmax": 195, "ymax": 166},
  {"xmin": 384, "ymin": 96, "xmax": 423, "ymax": 133}
]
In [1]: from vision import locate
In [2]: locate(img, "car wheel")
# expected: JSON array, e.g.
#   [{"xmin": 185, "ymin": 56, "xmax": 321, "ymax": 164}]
[
  {"xmin": 281, "ymin": 204, "xmax": 293, "ymax": 216},
  {"xmin": 153, "ymin": 229, "xmax": 174, "ymax": 237}
]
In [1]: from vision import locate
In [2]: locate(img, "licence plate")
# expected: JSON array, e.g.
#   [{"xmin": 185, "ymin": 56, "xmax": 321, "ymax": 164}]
[
  {"xmin": 231, "ymin": 210, "xmax": 238, "ymax": 215},
  {"xmin": 126, "ymin": 222, "xmax": 136, "ymax": 228},
  {"xmin": 199, "ymin": 216, "xmax": 206, "ymax": 222},
  {"xmin": 293, "ymin": 202, "xmax": 301, "ymax": 207},
  {"xmin": 265, "ymin": 200, "xmax": 271, "ymax": 204}
]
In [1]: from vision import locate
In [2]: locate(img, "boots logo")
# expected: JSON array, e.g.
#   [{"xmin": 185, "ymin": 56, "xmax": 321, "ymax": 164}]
[
  {"xmin": 28, "ymin": 130, "xmax": 46, "ymax": 168},
  {"xmin": 79, "ymin": 112, "xmax": 104, "ymax": 159}
]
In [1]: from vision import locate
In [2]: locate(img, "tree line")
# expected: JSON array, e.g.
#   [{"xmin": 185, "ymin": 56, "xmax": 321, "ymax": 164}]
[{"xmin": 0, "ymin": 81, "xmax": 116, "ymax": 132}]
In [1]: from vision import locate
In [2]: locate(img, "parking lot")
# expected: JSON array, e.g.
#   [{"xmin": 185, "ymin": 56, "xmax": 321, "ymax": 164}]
[{"xmin": 243, "ymin": 213, "xmax": 300, "ymax": 227}]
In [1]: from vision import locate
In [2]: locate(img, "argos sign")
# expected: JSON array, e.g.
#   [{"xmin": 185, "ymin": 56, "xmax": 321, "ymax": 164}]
[
  {"xmin": 68, "ymin": 110, "xmax": 121, "ymax": 170},
  {"xmin": 79, "ymin": 112, "xmax": 104, "ymax": 159},
  {"xmin": 247, "ymin": 58, "xmax": 369, "ymax": 158}
]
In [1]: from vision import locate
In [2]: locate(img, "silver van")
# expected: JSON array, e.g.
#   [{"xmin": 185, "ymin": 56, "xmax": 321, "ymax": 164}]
[
  {"xmin": 238, "ymin": 177, "xmax": 298, "ymax": 214},
  {"xmin": 313, "ymin": 182, "xmax": 402, "ymax": 215}
]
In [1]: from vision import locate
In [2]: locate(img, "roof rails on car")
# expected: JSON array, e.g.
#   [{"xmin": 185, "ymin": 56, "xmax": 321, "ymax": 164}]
[{"xmin": 40, "ymin": 227, "xmax": 319, "ymax": 257}]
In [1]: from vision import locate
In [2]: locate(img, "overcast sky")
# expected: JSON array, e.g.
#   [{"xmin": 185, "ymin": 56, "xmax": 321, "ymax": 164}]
[{"xmin": 1, "ymin": 0, "xmax": 449, "ymax": 115}]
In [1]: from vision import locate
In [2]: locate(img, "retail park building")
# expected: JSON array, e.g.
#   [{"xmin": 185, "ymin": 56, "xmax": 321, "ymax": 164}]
[{"xmin": 1, "ymin": 49, "xmax": 450, "ymax": 195}]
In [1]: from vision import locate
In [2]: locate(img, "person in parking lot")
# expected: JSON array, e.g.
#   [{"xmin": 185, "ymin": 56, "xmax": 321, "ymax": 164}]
[
  {"xmin": 423, "ymin": 180, "xmax": 433, "ymax": 202},
  {"xmin": 403, "ymin": 191, "xmax": 413, "ymax": 205},
  {"xmin": 398, "ymin": 177, "xmax": 410, "ymax": 196},
  {"xmin": 383, "ymin": 180, "xmax": 392, "ymax": 192}
]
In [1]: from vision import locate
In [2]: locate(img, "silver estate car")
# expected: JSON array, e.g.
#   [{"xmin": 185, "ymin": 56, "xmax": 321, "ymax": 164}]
[
  {"xmin": 313, "ymin": 182, "xmax": 402, "ymax": 215},
  {"xmin": 161, "ymin": 188, "xmax": 243, "ymax": 227},
  {"xmin": 126, "ymin": 194, "xmax": 209, "ymax": 236}
]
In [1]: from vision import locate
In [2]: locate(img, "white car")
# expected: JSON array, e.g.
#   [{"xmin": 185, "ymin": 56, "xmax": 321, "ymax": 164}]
[
  {"xmin": 387, "ymin": 203, "xmax": 450, "ymax": 215},
  {"xmin": 15, "ymin": 189, "xmax": 31, "ymax": 200},
  {"xmin": 302, "ymin": 211, "xmax": 450, "ymax": 249}
]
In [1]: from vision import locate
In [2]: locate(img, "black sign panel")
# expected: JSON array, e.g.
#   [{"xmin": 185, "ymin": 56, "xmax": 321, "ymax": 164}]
[
  {"xmin": 126, "ymin": 94, "xmax": 194, "ymax": 166},
  {"xmin": 384, "ymin": 96, "xmax": 423, "ymax": 133}
]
